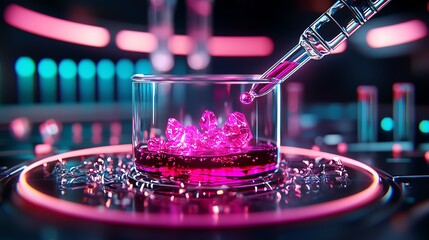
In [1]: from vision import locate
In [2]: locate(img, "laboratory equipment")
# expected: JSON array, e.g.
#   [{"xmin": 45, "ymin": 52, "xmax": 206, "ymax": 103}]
[{"xmin": 240, "ymin": 0, "xmax": 391, "ymax": 104}]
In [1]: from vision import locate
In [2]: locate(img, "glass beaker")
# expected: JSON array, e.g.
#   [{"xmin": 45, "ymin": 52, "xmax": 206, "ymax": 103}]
[{"xmin": 132, "ymin": 74, "xmax": 281, "ymax": 186}]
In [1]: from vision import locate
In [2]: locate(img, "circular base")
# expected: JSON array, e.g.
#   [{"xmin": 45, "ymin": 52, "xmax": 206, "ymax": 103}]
[{"xmin": 15, "ymin": 144, "xmax": 395, "ymax": 228}]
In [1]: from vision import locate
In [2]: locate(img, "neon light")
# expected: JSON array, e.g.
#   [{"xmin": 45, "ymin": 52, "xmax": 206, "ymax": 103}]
[
  {"xmin": 38, "ymin": 58, "xmax": 57, "ymax": 103},
  {"xmin": 38, "ymin": 58, "xmax": 57, "ymax": 78},
  {"xmin": 208, "ymin": 36, "xmax": 273, "ymax": 56},
  {"xmin": 97, "ymin": 59, "xmax": 115, "ymax": 102},
  {"xmin": 15, "ymin": 56, "xmax": 35, "ymax": 103},
  {"xmin": 116, "ymin": 59, "xmax": 134, "ymax": 101},
  {"xmin": 116, "ymin": 32, "xmax": 273, "ymax": 57},
  {"xmin": 115, "ymin": 30, "xmax": 157, "ymax": 53},
  {"xmin": 58, "ymin": 59, "xmax": 77, "ymax": 102},
  {"xmin": 59, "ymin": 59, "xmax": 77, "ymax": 79},
  {"xmin": 78, "ymin": 59, "xmax": 96, "ymax": 79},
  {"xmin": 78, "ymin": 59, "xmax": 96, "ymax": 102},
  {"xmin": 4, "ymin": 4, "xmax": 110, "ymax": 47},
  {"xmin": 381, "ymin": 117, "xmax": 394, "ymax": 131},
  {"xmin": 366, "ymin": 20, "xmax": 428, "ymax": 48},
  {"xmin": 15, "ymin": 56, "xmax": 35, "ymax": 78},
  {"xmin": 419, "ymin": 120, "xmax": 429, "ymax": 134}
]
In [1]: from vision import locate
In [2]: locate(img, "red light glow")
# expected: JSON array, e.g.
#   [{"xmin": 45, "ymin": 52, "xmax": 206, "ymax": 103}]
[
  {"xmin": 366, "ymin": 20, "xmax": 427, "ymax": 48},
  {"xmin": 4, "ymin": 4, "xmax": 110, "ymax": 47}
]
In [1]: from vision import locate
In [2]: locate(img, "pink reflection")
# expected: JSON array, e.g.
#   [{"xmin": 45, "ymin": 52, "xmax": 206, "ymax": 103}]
[
  {"xmin": 366, "ymin": 20, "xmax": 427, "ymax": 48},
  {"xmin": 109, "ymin": 122, "xmax": 122, "ymax": 145},
  {"xmin": 91, "ymin": 122, "xmax": 103, "ymax": 145},
  {"xmin": 71, "ymin": 123, "xmax": 83, "ymax": 144},
  {"xmin": 115, "ymin": 30, "xmax": 157, "ymax": 53},
  {"xmin": 10, "ymin": 117, "xmax": 31, "ymax": 140},
  {"xmin": 337, "ymin": 142, "xmax": 348, "ymax": 154},
  {"xmin": 39, "ymin": 119, "xmax": 62, "ymax": 144},
  {"xmin": 34, "ymin": 143, "xmax": 53, "ymax": 156},
  {"xmin": 4, "ymin": 4, "xmax": 110, "ymax": 47}
]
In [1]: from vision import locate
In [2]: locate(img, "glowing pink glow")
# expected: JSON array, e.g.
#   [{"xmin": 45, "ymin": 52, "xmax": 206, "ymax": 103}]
[
  {"xmin": 209, "ymin": 36, "xmax": 274, "ymax": 56},
  {"xmin": 392, "ymin": 143, "xmax": 402, "ymax": 158},
  {"xmin": 332, "ymin": 41, "xmax": 347, "ymax": 54},
  {"xmin": 34, "ymin": 143, "xmax": 53, "ymax": 156},
  {"xmin": 4, "ymin": 4, "xmax": 273, "ymax": 57},
  {"xmin": 10, "ymin": 117, "xmax": 31, "ymax": 140},
  {"xmin": 366, "ymin": 20, "xmax": 428, "ymax": 48},
  {"xmin": 91, "ymin": 123, "xmax": 103, "ymax": 145},
  {"xmin": 17, "ymin": 144, "xmax": 382, "ymax": 228},
  {"xmin": 4, "ymin": 4, "xmax": 110, "ymax": 47},
  {"xmin": 169, "ymin": 35, "xmax": 192, "ymax": 55},
  {"xmin": 117, "ymin": 32, "xmax": 273, "ymax": 57},
  {"xmin": 115, "ymin": 30, "xmax": 157, "ymax": 53},
  {"xmin": 337, "ymin": 142, "xmax": 348, "ymax": 154},
  {"xmin": 425, "ymin": 151, "xmax": 429, "ymax": 163},
  {"xmin": 71, "ymin": 123, "xmax": 83, "ymax": 144}
]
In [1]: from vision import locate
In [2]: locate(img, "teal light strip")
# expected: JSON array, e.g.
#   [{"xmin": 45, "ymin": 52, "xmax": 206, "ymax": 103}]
[
  {"xmin": 15, "ymin": 56, "xmax": 35, "ymax": 103},
  {"xmin": 116, "ymin": 58, "xmax": 134, "ymax": 102},
  {"xmin": 97, "ymin": 59, "xmax": 115, "ymax": 102},
  {"xmin": 58, "ymin": 59, "xmax": 77, "ymax": 102},
  {"xmin": 78, "ymin": 59, "xmax": 96, "ymax": 102},
  {"xmin": 38, "ymin": 58, "xmax": 57, "ymax": 103}
]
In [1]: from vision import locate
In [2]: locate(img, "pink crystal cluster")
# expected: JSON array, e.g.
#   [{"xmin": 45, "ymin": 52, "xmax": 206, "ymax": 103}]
[{"xmin": 147, "ymin": 110, "xmax": 253, "ymax": 155}]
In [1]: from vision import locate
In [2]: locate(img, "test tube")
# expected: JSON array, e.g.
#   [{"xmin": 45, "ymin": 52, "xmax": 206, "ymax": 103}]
[
  {"xmin": 357, "ymin": 85, "xmax": 378, "ymax": 142},
  {"xmin": 393, "ymin": 83, "xmax": 415, "ymax": 142},
  {"xmin": 148, "ymin": 0, "xmax": 177, "ymax": 73},
  {"xmin": 186, "ymin": 0, "xmax": 213, "ymax": 71},
  {"xmin": 286, "ymin": 82, "xmax": 303, "ymax": 137}
]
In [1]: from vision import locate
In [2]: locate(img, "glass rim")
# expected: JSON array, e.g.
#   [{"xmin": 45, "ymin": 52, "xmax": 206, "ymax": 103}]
[{"xmin": 131, "ymin": 74, "xmax": 274, "ymax": 84}]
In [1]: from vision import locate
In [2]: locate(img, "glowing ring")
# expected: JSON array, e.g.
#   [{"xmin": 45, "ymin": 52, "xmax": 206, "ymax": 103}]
[{"xmin": 17, "ymin": 144, "xmax": 382, "ymax": 228}]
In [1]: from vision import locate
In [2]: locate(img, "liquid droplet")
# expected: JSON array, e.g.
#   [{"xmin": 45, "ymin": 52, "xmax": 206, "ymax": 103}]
[{"xmin": 240, "ymin": 91, "xmax": 254, "ymax": 104}]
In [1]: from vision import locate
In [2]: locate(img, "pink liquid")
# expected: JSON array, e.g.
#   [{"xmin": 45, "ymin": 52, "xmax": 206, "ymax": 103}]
[
  {"xmin": 240, "ymin": 61, "xmax": 299, "ymax": 104},
  {"xmin": 134, "ymin": 144, "xmax": 278, "ymax": 185}
]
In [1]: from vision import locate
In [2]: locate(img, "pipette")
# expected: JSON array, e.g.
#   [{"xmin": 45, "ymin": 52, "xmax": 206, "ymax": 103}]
[{"xmin": 240, "ymin": 0, "xmax": 391, "ymax": 104}]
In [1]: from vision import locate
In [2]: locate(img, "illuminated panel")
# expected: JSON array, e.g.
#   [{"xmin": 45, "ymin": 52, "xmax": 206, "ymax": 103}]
[
  {"xmin": 97, "ymin": 59, "xmax": 115, "ymax": 102},
  {"xmin": 366, "ymin": 20, "xmax": 428, "ymax": 48},
  {"xmin": 117, "ymin": 32, "xmax": 273, "ymax": 57},
  {"xmin": 208, "ymin": 36, "xmax": 274, "ymax": 57},
  {"xmin": 115, "ymin": 30, "xmax": 157, "ymax": 53},
  {"xmin": 4, "ymin": 4, "xmax": 110, "ymax": 47},
  {"xmin": 78, "ymin": 59, "xmax": 96, "ymax": 102},
  {"xmin": 15, "ymin": 56, "xmax": 35, "ymax": 103},
  {"xmin": 116, "ymin": 59, "xmax": 134, "ymax": 102},
  {"xmin": 58, "ymin": 59, "xmax": 77, "ymax": 102},
  {"xmin": 38, "ymin": 58, "xmax": 57, "ymax": 103}
]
